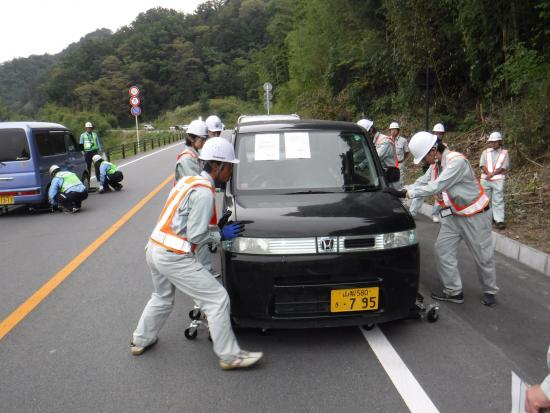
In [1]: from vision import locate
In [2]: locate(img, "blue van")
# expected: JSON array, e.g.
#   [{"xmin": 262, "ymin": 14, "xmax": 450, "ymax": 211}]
[{"xmin": 0, "ymin": 122, "xmax": 89, "ymax": 208}]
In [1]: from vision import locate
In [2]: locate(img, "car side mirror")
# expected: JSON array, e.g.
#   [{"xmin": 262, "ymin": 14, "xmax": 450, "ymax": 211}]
[{"xmin": 385, "ymin": 167, "xmax": 400, "ymax": 183}]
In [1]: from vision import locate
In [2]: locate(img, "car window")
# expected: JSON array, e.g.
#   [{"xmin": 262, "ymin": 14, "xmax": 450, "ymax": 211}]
[
  {"xmin": 35, "ymin": 131, "xmax": 67, "ymax": 156},
  {"xmin": 234, "ymin": 131, "xmax": 379, "ymax": 192},
  {"xmin": 65, "ymin": 133, "xmax": 78, "ymax": 152},
  {"xmin": 0, "ymin": 128, "xmax": 31, "ymax": 162}
]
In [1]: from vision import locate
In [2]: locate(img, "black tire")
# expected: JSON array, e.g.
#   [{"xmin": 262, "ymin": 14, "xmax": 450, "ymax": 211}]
[
  {"xmin": 189, "ymin": 308, "xmax": 202, "ymax": 320},
  {"xmin": 81, "ymin": 172, "xmax": 90, "ymax": 191},
  {"xmin": 427, "ymin": 308, "xmax": 439, "ymax": 323},
  {"xmin": 184, "ymin": 328, "xmax": 198, "ymax": 340},
  {"xmin": 363, "ymin": 324, "xmax": 375, "ymax": 331}
]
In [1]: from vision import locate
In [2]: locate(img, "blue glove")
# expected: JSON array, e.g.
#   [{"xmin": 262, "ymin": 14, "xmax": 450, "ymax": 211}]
[{"xmin": 220, "ymin": 222, "xmax": 245, "ymax": 240}]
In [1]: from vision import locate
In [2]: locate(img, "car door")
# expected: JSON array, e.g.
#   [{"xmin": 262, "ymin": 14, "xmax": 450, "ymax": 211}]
[{"xmin": 34, "ymin": 130, "xmax": 69, "ymax": 193}]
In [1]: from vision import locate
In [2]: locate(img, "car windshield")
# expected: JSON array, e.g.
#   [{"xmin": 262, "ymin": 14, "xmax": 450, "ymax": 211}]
[{"xmin": 233, "ymin": 130, "xmax": 379, "ymax": 193}]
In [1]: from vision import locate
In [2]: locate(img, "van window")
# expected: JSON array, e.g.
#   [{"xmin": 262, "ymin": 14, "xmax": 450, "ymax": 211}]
[
  {"xmin": 0, "ymin": 128, "xmax": 31, "ymax": 162},
  {"xmin": 35, "ymin": 131, "xmax": 67, "ymax": 156},
  {"xmin": 65, "ymin": 133, "xmax": 78, "ymax": 152}
]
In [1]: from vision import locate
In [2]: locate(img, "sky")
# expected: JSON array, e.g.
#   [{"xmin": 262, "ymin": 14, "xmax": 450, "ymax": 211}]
[{"xmin": 0, "ymin": 0, "xmax": 207, "ymax": 64}]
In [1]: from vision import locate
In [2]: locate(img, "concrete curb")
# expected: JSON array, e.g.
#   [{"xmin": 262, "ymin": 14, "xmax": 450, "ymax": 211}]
[{"xmin": 415, "ymin": 202, "xmax": 550, "ymax": 277}]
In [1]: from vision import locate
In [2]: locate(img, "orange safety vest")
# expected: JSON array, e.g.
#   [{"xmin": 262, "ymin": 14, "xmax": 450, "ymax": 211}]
[
  {"xmin": 434, "ymin": 151, "xmax": 490, "ymax": 217},
  {"xmin": 176, "ymin": 148, "xmax": 199, "ymax": 161},
  {"xmin": 481, "ymin": 148, "xmax": 508, "ymax": 181},
  {"xmin": 150, "ymin": 176, "xmax": 217, "ymax": 254},
  {"xmin": 376, "ymin": 135, "xmax": 399, "ymax": 168}
]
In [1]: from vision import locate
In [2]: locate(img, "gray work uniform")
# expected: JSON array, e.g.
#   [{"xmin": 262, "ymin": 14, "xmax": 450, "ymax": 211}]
[
  {"xmin": 407, "ymin": 163, "xmax": 442, "ymax": 217},
  {"xmin": 376, "ymin": 136, "xmax": 400, "ymax": 189},
  {"xmin": 395, "ymin": 136, "xmax": 409, "ymax": 186},
  {"xmin": 543, "ymin": 345, "xmax": 550, "ymax": 400},
  {"xmin": 132, "ymin": 173, "xmax": 241, "ymax": 363},
  {"xmin": 408, "ymin": 148, "xmax": 498, "ymax": 296},
  {"xmin": 175, "ymin": 145, "xmax": 201, "ymax": 182},
  {"xmin": 479, "ymin": 148, "xmax": 510, "ymax": 223}
]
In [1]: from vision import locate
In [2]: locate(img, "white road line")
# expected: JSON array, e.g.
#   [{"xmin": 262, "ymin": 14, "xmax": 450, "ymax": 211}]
[
  {"xmin": 360, "ymin": 326, "xmax": 440, "ymax": 413},
  {"xmin": 91, "ymin": 143, "xmax": 180, "ymax": 181}
]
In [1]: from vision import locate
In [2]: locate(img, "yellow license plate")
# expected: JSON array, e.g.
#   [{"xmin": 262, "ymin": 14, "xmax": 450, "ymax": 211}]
[
  {"xmin": 0, "ymin": 195, "xmax": 14, "ymax": 205},
  {"xmin": 330, "ymin": 287, "xmax": 379, "ymax": 313}
]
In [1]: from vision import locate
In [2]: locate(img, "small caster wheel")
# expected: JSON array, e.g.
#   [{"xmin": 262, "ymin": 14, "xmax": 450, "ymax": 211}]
[
  {"xmin": 363, "ymin": 324, "xmax": 375, "ymax": 331},
  {"xmin": 189, "ymin": 308, "xmax": 202, "ymax": 320},
  {"xmin": 184, "ymin": 327, "xmax": 198, "ymax": 339},
  {"xmin": 427, "ymin": 307, "xmax": 439, "ymax": 322}
]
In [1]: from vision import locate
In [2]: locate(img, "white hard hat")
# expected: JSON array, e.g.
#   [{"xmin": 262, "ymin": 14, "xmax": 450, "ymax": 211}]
[
  {"xmin": 49, "ymin": 164, "xmax": 60, "ymax": 176},
  {"xmin": 205, "ymin": 115, "xmax": 224, "ymax": 132},
  {"xmin": 357, "ymin": 119, "xmax": 374, "ymax": 132},
  {"xmin": 85, "ymin": 122, "xmax": 93, "ymax": 128},
  {"xmin": 487, "ymin": 131, "xmax": 502, "ymax": 142},
  {"xmin": 432, "ymin": 123, "xmax": 445, "ymax": 133},
  {"xmin": 92, "ymin": 154, "xmax": 103, "ymax": 163},
  {"xmin": 187, "ymin": 119, "xmax": 208, "ymax": 137},
  {"xmin": 389, "ymin": 122, "xmax": 400, "ymax": 130},
  {"xmin": 409, "ymin": 131, "xmax": 438, "ymax": 164},
  {"xmin": 199, "ymin": 137, "xmax": 239, "ymax": 164}
]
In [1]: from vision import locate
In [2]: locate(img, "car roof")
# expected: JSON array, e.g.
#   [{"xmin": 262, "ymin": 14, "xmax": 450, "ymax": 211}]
[
  {"xmin": 0, "ymin": 121, "xmax": 68, "ymax": 130},
  {"xmin": 236, "ymin": 119, "xmax": 364, "ymax": 134}
]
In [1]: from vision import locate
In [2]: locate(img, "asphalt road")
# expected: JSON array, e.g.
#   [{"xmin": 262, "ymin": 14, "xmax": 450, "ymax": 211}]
[{"xmin": 1, "ymin": 143, "xmax": 549, "ymax": 413}]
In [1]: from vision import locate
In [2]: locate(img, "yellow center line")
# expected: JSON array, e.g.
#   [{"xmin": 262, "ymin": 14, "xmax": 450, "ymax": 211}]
[{"xmin": 0, "ymin": 174, "xmax": 173, "ymax": 341}]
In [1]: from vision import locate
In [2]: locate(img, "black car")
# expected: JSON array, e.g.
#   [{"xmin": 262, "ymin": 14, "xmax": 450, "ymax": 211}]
[{"xmin": 221, "ymin": 119, "xmax": 419, "ymax": 328}]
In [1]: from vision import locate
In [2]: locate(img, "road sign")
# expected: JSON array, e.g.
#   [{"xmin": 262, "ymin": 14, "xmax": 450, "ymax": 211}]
[
  {"xmin": 265, "ymin": 92, "xmax": 273, "ymax": 100},
  {"xmin": 129, "ymin": 86, "xmax": 140, "ymax": 96},
  {"xmin": 263, "ymin": 82, "xmax": 272, "ymax": 92},
  {"xmin": 129, "ymin": 97, "xmax": 140, "ymax": 106},
  {"xmin": 264, "ymin": 101, "xmax": 273, "ymax": 110},
  {"xmin": 130, "ymin": 106, "xmax": 141, "ymax": 116}
]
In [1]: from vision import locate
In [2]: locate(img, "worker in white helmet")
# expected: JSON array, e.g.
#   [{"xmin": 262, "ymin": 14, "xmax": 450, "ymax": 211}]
[
  {"xmin": 79, "ymin": 122, "xmax": 102, "ymax": 180},
  {"xmin": 132, "ymin": 137, "xmax": 263, "ymax": 370},
  {"xmin": 175, "ymin": 119, "xmax": 208, "ymax": 182},
  {"xmin": 92, "ymin": 154, "xmax": 123, "ymax": 193},
  {"xmin": 386, "ymin": 131, "xmax": 498, "ymax": 307},
  {"xmin": 205, "ymin": 115, "xmax": 224, "ymax": 138},
  {"xmin": 480, "ymin": 132, "xmax": 509, "ymax": 229},
  {"xmin": 389, "ymin": 122, "xmax": 409, "ymax": 188},
  {"xmin": 48, "ymin": 165, "xmax": 88, "ymax": 213}
]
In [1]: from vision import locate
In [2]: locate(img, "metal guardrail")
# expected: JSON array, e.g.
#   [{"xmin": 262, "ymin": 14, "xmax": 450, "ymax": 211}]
[{"xmin": 104, "ymin": 132, "xmax": 185, "ymax": 161}]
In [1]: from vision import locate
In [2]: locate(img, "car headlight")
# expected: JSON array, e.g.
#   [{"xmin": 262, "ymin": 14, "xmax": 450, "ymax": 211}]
[{"xmin": 380, "ymin": 229, "xmax": 417, "ymax": 249}]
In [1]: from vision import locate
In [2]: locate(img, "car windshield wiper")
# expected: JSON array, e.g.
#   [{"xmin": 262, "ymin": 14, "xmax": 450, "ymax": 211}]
[
  {"xmin": 342, "ymin": 184, "xmax": 379, "ymax": 192},
  {"xmin": 283, "ymin": 190, "xmax": 336, "ymax": 195}
]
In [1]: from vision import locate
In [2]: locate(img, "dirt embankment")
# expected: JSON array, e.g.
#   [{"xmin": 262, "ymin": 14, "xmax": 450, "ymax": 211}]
[{"xmin": 405, "ymin": 130, "xmax": 549, "ymax": 254}]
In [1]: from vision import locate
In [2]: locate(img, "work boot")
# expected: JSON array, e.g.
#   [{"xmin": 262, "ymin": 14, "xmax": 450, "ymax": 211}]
[
  {"xmin": 71, "ymin": 207, "xmax": 80, "ymax": 213},
  {"xmin": 130, "ymin": 337, "xmax": 158, "ymax": 356},
  {"xmin": 219, "ymin": 350, "xmax": 263, "ymax": 370},
  {"xmin": 431, "ymin": 291, "xmax": 464, "ymax": 304},
  {"xmin": 114, "ymin": 184, "xmax": 123, "ymax": 191},
  {"xmin": 481, "ymin": 293, "xmax": 496, "ymax": 307}
]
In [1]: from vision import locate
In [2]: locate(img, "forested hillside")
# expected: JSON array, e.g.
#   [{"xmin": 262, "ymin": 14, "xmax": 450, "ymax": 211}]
[{"xmin": 0, "ymin": 0, "xmax": 548, "ymax": 157}]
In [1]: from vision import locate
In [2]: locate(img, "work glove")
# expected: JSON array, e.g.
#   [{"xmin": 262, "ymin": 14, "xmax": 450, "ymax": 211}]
[
  {"xmin": 220, "ymin": 222, "xmax": 245, "ymax": 241},
  {"xmin": 383, "ymin": 187, "xmax": 408, "ymax": 198},
  {"xmin": 98, "ymin": 185, "xmax": 104, "ymax": 194}
]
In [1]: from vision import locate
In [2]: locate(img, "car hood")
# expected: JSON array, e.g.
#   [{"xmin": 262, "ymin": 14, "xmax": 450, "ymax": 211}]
[{"xmin": 229, "ymin": 192, "xmax": 414, "ymax": 237}]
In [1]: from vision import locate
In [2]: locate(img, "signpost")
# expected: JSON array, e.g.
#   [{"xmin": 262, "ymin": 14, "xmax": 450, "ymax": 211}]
[
  {"xmin": 129, "ymin": 86, "xmax": 141, "ymax": 152},
  {"xmin": 263, "ymin": 82, "xmax": 272, "ymax": 115}
]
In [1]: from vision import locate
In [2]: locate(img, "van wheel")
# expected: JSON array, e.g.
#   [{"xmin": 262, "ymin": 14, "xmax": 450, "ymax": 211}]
[{"xmin": 81, "ymin": 173, "xmax": 90, "ymax": 191}]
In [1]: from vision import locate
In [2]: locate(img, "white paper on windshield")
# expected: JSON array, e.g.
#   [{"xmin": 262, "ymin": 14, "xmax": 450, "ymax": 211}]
[
  {"xmin": 284, "ymin": 132, "xmax": 311, "ymax": 159},
  {"xmin": 254, "ymin": 134, "xmax": 280, "ymax": 160}
]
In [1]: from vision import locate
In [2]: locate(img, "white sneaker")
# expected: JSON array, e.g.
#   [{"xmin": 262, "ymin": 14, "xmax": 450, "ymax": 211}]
[
  {"xmin": 219, "ymin": 350, "xmax": 263, "ymax": 370},
  {"xmin": 130, "ymin": 337, "xmax": 158, "ymax": 356},
  {"xmin": 432, "ymin": 215, "xmax": 440, "ymax": 223}
]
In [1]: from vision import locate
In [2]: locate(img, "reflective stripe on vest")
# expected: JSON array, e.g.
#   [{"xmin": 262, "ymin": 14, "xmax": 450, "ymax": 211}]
[
  {"xmin": 83, "ymin": 132, "xmax": 98, "ymax": 151},
  {"xmin": 149, "ymin": 176, "xmax": 217, "ymax": 254},
  {"xmin": 377, "ymin": 136, "xmax": 399, "ymax": 168},
  {"xmin": 176, "ymin": 148, "xmax": 198, "ymax": 161},
  {"xmin": 57, "ymin": 171, "xmax": 81, "ymax": 192},
  {"xmin": 440, "ymin": 151, "xmax": 490, "ymax": 216},
  {"xmin": 432, "ymin": 163, "xmax": 446, "ymax": 207},
  {"xmin": 481, "ymin": 149, "xmax": 507, "ymax": 181}
]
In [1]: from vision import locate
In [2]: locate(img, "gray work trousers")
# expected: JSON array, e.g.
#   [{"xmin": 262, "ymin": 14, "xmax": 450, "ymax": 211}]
[
  {"xmin": 132, "ymin": 242, "xmax": 241, "ymax": 362},
  {"xmin": 435, "ymin": 209, "xmax": 498, "ymax": 296},
  {"xmin": 481, "ymin": 179, "xmax": 505, "ymax": 223}
]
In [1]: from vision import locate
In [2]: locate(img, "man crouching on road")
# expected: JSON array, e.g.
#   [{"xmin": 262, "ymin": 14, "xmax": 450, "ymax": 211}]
[
  {"xmin": 130, "ymin": 137, "xmax": 263, "ymax": 370},
  {"xmin": 385, "ymin": 131, "xmax": 498, "ymax": 307}
]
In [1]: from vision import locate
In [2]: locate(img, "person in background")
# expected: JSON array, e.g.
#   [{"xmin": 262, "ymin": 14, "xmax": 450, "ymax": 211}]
[
  {"xmin": 80, "ymin": 122, "xmax": 102, "ymax": 180},
  {"xmin": 92, "ymin": 154, "xmax": 123, "ymax": 193},
  {"xmin": 525, "ymin": 345, "xmax": 550, "ymax": 413},
  {"xmin": 205, "ymin": 115, "xmax": 224, "ymax": 138},
  {"xmin": 389, "ymin": 122, "xmax": 409, "ymax": 188},
  {"xmin": 388, "ymin": 131, "xmax": 498, "ymax": 307},
  {"xmin": 175, "ymin": 119, "xmax": 208, "ymax": 182},
  {"xmin": 357, "ymin": 118, "xmax": 388, "ymax": 145},
  {"xmin": 131, "ymin": 137, "xmax": 263, "ymax": 370},
  {"xmin": 480, "ymin": 131, "xmax": 510, "ymax": 229},
  {"xmin": 48, "ymin": 165, "xmax": 88, "ymax": 213}
]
